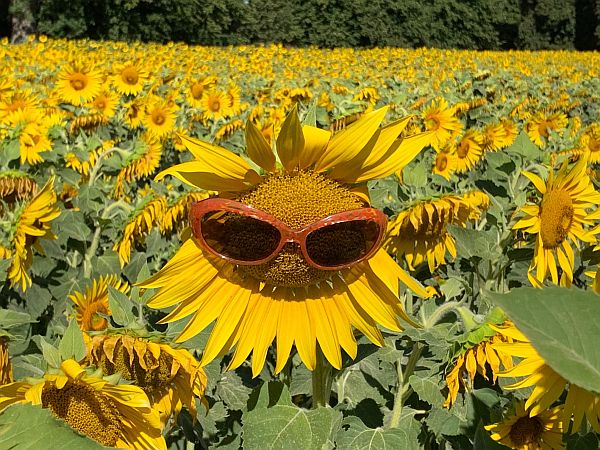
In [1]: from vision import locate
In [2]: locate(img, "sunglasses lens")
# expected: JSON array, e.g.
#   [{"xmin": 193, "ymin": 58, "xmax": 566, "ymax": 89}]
[
  {"xmin": 305, "ymin": 220, "xmax": 381, "ymax": 268},
  {"xmin": 200, "ymin": 211, "xmax": 281, "ymax": 262}
]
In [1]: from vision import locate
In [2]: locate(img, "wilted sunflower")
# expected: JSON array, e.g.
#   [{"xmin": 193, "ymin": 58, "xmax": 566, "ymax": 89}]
[
  {"xmin": 114, "ymin": 196, "xmax": 167, "ymax": 266},
  {"xmin": 69, "ymin": 275, "xmax": 130, "ymax": 331},
  {"xmin": 444, "ymin": 321, "xmax": 514, "ymax": 408},
  {"xmin": 0, "ymin": 359, "xmax": 166, "ymax": 450},
  {"xmin": 0, "ymin": 337, "xmax": 12, "ymax": 385},
  {"xmin": 112, "ymin": 61, "xmax": 148, "ymax": 96},
  {"xmin": 140, "ymin": 107, "xmax": 433, "ymax": 375},
  {"xmin": 3, "ymin": 177, "xmax": 60, "ymax": 291},
  {"xmin": 85, "ymin": 334, "xmax": 207, "ymax": 425},
  {"xmin": 422, "ymin": 98, "xmax": 463, "ymax": 150},
  {"xmin": 385, "ymin": 191, "xmax": 489, "ymax": 272},
  {"xmin": 485, "ymin": 401, "xmax": 565, "ymax": 450},
  {"xmin": 492, "ymin": 322, "xmax": 600, "ymax": 433},
  {"xmin": 116, "ymin": 134, "xmax": 163, "ymax": 185},
  {"xmin": 55, "ymin": 63, "xmax": 103, "ymax": 106},
  {"xmin": 513, "ymin": 157, "xmax": 600, "ymax": 287},
  {"xmin": 160, "ymin": 191, "xmax": 208, "ymax": 234},
  {"xmin": 0, "ymin": 171, "xmax": 37, "ymax": 203},
  {"xmin": 481, "ymin": 122, "xmax": 511, "ymax": 152}
]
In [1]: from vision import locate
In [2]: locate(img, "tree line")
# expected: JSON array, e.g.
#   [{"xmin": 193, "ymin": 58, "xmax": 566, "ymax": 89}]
[{"xmin": 2, "ymin": 0, "xmax": 599, "ymax": 50}]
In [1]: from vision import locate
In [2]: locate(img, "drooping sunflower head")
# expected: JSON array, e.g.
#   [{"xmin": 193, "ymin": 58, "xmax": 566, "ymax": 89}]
[
  {"xmin": 0, "ymin": 171, "xmax": 38, "ymax": 203},
  {"xmin": 85, "ymin": 334, "xmax": 207, "ymax": 424},
  {"xmin": 68, "ymin": 274, "xmax": 130, "ymax": 331},
  {"xmin": 0, "ymin": 359, "xmax": 166, "ymax": 450},
  {"xmin": 0, "ymin": 337, "xmax": 12, "ymax": 385},
  {"xmin": 142, "ymin": 107, "xmax": 434, "ymax": 374}
]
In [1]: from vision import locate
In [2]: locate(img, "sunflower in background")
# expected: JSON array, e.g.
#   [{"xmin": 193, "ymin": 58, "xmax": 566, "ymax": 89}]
[
  {"xmin": 1, "ymin": 178, "xmax": 60, "ymax": 291},
  {"xmin": 385, "ymin": 191, "xmax": 489, "ymax": 272},
  {"xmin": 200, "ymin": 90, "xmax": 232, "ymax": 122},
  {"xmin": 432, "ymin": 148, "xmax": 457, "ymax": 180},
  {"xmin": 68, "ymin": 274, "xmax": 130, "ymax": 331},
  {"xmin": 143, "ymin": 99, "xmax": 177, "ymax": 138},
  {"xmin": 0, "ymin": 171, "xmax": 38, "ymax": 203},
  {"xmin": 55, "ymin": 63, "xmax": 103, "ymax": 106},
  {"xmin": 88, "ymin": 90, "xmax": 119, "ymax": 120},
  {"xmin": 422, "ymin": 98, "xmax": 463, "ymax": 150},
  {"xmin": 492, "ymin": 322, "xmax": 600, "ymax": 434},
  {"xmin": 112, "ymin": 61, "xmax": 149, "ymax": 96},
  {"xmin": 0, "ymin": 359, "xmax": 166, "ymax": 450},
  {"xmin": 186, "ymin": 76, "xmax": 217, "ymax": 109},
  {"xmin": 485, "ymin": 401, "xmax": 565, "ymax": 450},
  {"xmin": 454, "ymin": 129, "xmax": 484, "ymax": 173},
  {"xmin": 85, "ymin": 334, "xmax": 207, "ymax": 426},
  {"xmin": 140, "ymin": 107, "xmax": 433, "ymax": 376},
  {"xmin": 0, "ymin": 337, "xmax": 12, "ymax": 385},
  {"xmin": 513, "ymin": 157, "xmax": 600, "ymax": 287},
  {"xmin": 526, "ymin": 111, "xmax": 568, "ymax": 147}
]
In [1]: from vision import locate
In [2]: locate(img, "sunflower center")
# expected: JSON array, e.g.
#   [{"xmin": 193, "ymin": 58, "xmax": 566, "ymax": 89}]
[
  {"xmin": 509, "ymin": 416, "xmax": 544, "ymax": 447},
  {"xmin": 436, "ymin": 153, "xmax": 448, "ymax": 171},
  {"xmin": 152, "ymin": 110, "xmax": 166, "ymax": 125},
  {"xmin": 210, "ymin": 99, "xmax": 221, "ymax": 112},
  {"xmin": 425, "ymin": 116, "xmax": 441, "ymax": 131},
  {"xmin": 589, "ymin": 138, "xmax": 600, "ymax": 153},
  {"xmin": 41, "ymin": 381, "xmax": 121, "ymax": 447},
  {"xmin": 95, "ymin": 98, "xmax": 107, "ymax": 109},
  {"xmin": 236, "ymin": 171, "xmax": 363, "ymax": 287},
  {"xmin": 191, "ymin": 83, "xmax": 204, "ymax": 99},
  {"xmin": 457, "ymin": 141, "xmax": 470, "ymax": 158},
  {"xmin": 99, "ymin": 341, "xmax": 175, "ymax": 392},
  {"xmin": 539, "ymin": 189, "xmax": 574, "ymax": 248},
  {"xmin": 80, "ymin": 301, "xmax": 109, "ymax": 331},
  {"xmin": 121, "ymin": 67, "xmax": 139, "ymax": 85},
  {"xmin": 69, "ymin": 74, "xmax": 87, "ymax": 91}
]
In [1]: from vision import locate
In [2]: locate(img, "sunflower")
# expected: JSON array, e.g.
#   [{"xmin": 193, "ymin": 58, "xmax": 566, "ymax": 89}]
[
  {"xmin": 4, "ymin": 178, "xmax": 60, "ymax": 291},
  {"xmin": 513, "ymin": 157, "xmax": 600, "ymax": 287},
  {"xmin": 186, "ymin": 76, "xmax": 217, "ymax": 108},
  {"xmin": 123, "ymin": 98, "xmax": 145, "ymax": 129},
  {"xmin": 55, "ymin": 64, "xmax": 103, "ymax": 106},
  {"xmin": 69, "ymin": 275, "xmax": 130, "ymax": 331},
  {"xmin": 140, "ymin": 107, "xmax": 433, "ymax": 375},
  {"xmin": 85, "ymin": 334, "xmax": 207, "ymax": 425},
  {"xmin": 88, "ymin": 90, "xmax": 118, "ymax": 120},
  {"xmin": 0, "ymin": 171, "xmax": 37, "ymax": 203},
  {"xmin": 200, "ymin": 90, "xmax": 232, "ymax": 121},
  {"xmin": 160, "ymin": 191, "xmax": 208, "ymax": 234},
  {"xmin": 385, "ymin": 191, "xmax": 489, "ymax": 272},
  {"xmin": 227, "ymin": 83, "xmax": 242, "ymax": 115},
  {"xmin": 577, "ymin": 123, "xmax": 600, "ymax": 163},
  {"xmin": 19, "ymin": 129, "xmax": 52, "ymax": 165},
  {"xmin": 481, "ymin": 122, "xmax": 509, "ymax": 152},
  {"xmin": 492, "ymin": 322, "xmax": 600, "ymax": 433},
  {"xmin": 114, "ymin": 196, "xmax": 167, "ymax": 266},
  {"xmin": 485, "ymin": 401, "xmax": 565, "ymax": 450},
  {"xmin": 143, "ymin": 100, "xmax": 177, "ymax": 138},
  {"xmin": 432, "ymin": 148, "xmax": 457, "ymax": 180},
  {"xmin": 215, "ymin": 119, "xmax": 244, "ymax": 141},
  {"xmin": 117, "ymin": 135, "xmax": 163, "ymax": 184},
  {"xmin": 0, "ymin": 359, "xmax": 166, "ymax": 450},
  {"xmin": 112, "ymin": 61, "xmax": 148, "ymax": 96},
  {"xmin": 444, "ymin": 321, "xmax": 515, "ymax": 408},
  {"xmin": 455, "ymin": 129, "xmax": 484, "ymax": 173},
  {"xmin": 526, "ymin": 111, "xmax": 569, "ymax": 147},
  {"xmin": 0, "ymin": 337, "xmax": 12, "ymax": 385},
  {"xmin": 422, "ymin": 98, "xmax": 463, "ymax": 150}
]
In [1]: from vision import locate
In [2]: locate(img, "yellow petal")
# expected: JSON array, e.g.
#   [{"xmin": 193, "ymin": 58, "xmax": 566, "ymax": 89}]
[
  {"xmin": 522, "ymin": 171, "xmax": 547, "ymax": 194},
  {"xmin": 276, "ymin": 105, "xmax": 305, "ymax": 172},
  {"xmin": 299, "ymin": 125, "xmax": 331, "ymax": 169},
  {"xmin": 245, "ymin": 120, "xmax": 276, "ymax": 173}
]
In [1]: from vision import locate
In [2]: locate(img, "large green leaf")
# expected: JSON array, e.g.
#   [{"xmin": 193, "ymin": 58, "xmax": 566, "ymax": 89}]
[
  {"xmin": 58, "ymin": 320, "xmax": 86, "ymax": 361},
  {"xmin": 335, "ymin": 416, "xmax": 420, "ymax": 450},
  {"xmin": 489, "ymin": 287, "xmax": 600, "ymax": 394},
  {"xmin": 0, "ymin": 404, "xmax": 107, "ymax": 449}
]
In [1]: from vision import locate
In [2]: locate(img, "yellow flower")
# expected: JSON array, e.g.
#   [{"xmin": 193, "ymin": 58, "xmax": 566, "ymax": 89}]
[
  {"xmin": 160, "ymin": 191, "xmax": 208, "ymax": 234},
  {"xmin": 492, "ymin": 322, "xmax": 600, "ymax": 433},
  {"xmin": 143, "ymin": 100, "xmax": 176, "ymax": 138},
  {"xmin": 444, "ymin": 322, "xmax": 514, "ymax": 408},
  {"xmin": 0, "ymin": 359, "xmax": 166, "ymax": 450},
  {"xmin": 484, "ymin": 401, "xmax": 565, "ymax": 450},
  {"xmin": 112, "ymin": 61, "xmax": 148, "ymax": 96},
  {"xmin": 88, "ymin": 90, "xmax": 118, "ymax": 120},
  {"xmin": 422, "ymin": 98, "xmax": 463, "ymax": 150},
  {"xmin": 123, "ymin": 98, "xmax": 145, "ymax": 129},
  {"xmin": 85, "ymin": 334, "xmax": 208, "ymax": 425},
  {"xmin": 385, "ymin": 192, "xmax": 489, "ymax": 272},
  {"xmin": 55, "ymin": 64, "xmax": 103, "ymax": 106},
  {"xmin": 577, "ymin": 123, "xmax": 600, "ymax": 163},
  {"xmin": 140, "ymin": 107, "xmax": 433, "ymax": 375},
  {"xmin": 0, "ymin": 337, "xmax": 12, "ymax": 385},
  {"xmin": 4, "ymin": 178, "xmax": 60, "ymax": 291},
  {"xmin": 0, "ymin": 172, "xmax": 37, "ymax": 203},
  {"xmin": 455, "ymin": 129, "xmax": 484, "ymax": 173},
  {"xmin": 513, "ymin": 157, "xmax": 600, "ymax": 287},
  {"xmin": 432, "ymin": 148, "xmax": 457, "ymax": 180},
  {"xmin": 69, "ymin": 275, "xmax": 130, "ymax": 331},
  {"xmin": 526, "ymin": 111, "xmax": 568, "ymax": 147},
  {"xmin": 200, "ymin": 90, "xmax": 232, "ymax": 121},
  {"xmin": 114, "ymin": 197, "xmax": 167, "ymax": 266},
  {"xmin": 117, "ymin": 134, "xmax": 163, "ymax": 184},
  {"xmin": 186, "ymin": 76, "xmax": 217, "ymax": 108},
  {"xmin": 215, "ymin": 119, "xmax": 244, "ymax": 141}
]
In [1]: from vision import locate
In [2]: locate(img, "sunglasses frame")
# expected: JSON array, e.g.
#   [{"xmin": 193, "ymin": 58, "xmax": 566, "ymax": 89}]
[{"xmin": 189, "ymin": 197, "xmax": 387, "ymax": 270}]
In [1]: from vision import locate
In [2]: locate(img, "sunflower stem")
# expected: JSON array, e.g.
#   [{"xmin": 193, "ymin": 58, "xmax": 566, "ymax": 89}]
[
  {"xmin": 390, "ymin": 342, "xmax": 423, "ymax": 428},
  {"xmin": 311, "ymin": 347, "xmax": 332, "ymax": 409}
]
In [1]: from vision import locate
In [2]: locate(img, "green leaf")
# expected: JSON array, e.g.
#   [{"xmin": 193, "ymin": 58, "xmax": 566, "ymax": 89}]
[
  {"xmin": 107, "ymin": 286, "xmax": 136, "ymax": 327},
  {"xmin": 489, "ymin": 287, "xmax": 600, "ymax": 394},
  {"xmin": 448, "ymin": 225, "xmax": 499, "ymax": 260},
  {"xmin": 426, "ymin": 407, "xmax": 467, "ymax": 438},
  {"xmin": 0, "ymin": 404, "xmax": 107, "ymax": 449},
  {"xmin": 335, "ymin": 416, "xmax": 420, "ymax": 450},
  {"xmin": 505, "ymin": 131, "xmax": 542, "ymax": 160},
  {"xmin": 35, "ymin": 336, "xmax": 61, "ymax": 368},
  {"xmin": 216, "ymin": 372, "xmax": 253, "ymax": 410},
  {"xmin": 58, "ymin": 321, "xmax": 86, "ymax": 362},
  {"xmin": 242, "ymin": 405, "xmax": 342, "ymax": 450},
  {"xmin": 54, "ymin": 210, "xmax": 92, "ymax": 241},
  {"xmin": 0, "ymin": 310, "xmax": 34, "ymax": 329},
  {"xmin": 408, "ymin": 374, "xmax": 444, "ymax": 407},
  {"xmin": 1, "ymin": 140, "xmax": 21, "ymax": 163}
]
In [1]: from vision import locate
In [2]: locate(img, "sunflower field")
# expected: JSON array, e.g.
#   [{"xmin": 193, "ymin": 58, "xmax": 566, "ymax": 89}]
[{"xmin": 0, "ymin": 36, "xmax": 600, "ymax": 450}]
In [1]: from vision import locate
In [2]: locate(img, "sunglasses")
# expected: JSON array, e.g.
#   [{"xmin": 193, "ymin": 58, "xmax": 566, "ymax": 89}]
[{"xmin": 189, "ymin": 198, "xmax": 387, "ymax": 270}]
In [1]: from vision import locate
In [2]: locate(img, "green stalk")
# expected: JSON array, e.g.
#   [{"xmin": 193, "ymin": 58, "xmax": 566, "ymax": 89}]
[
  {"xmin": 390, "ymin": 342, "xmax": 423, "ymax": 428},
  {"xmin": 311, "ymin": 347, "xmax": 333, "ymax": 408}
]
